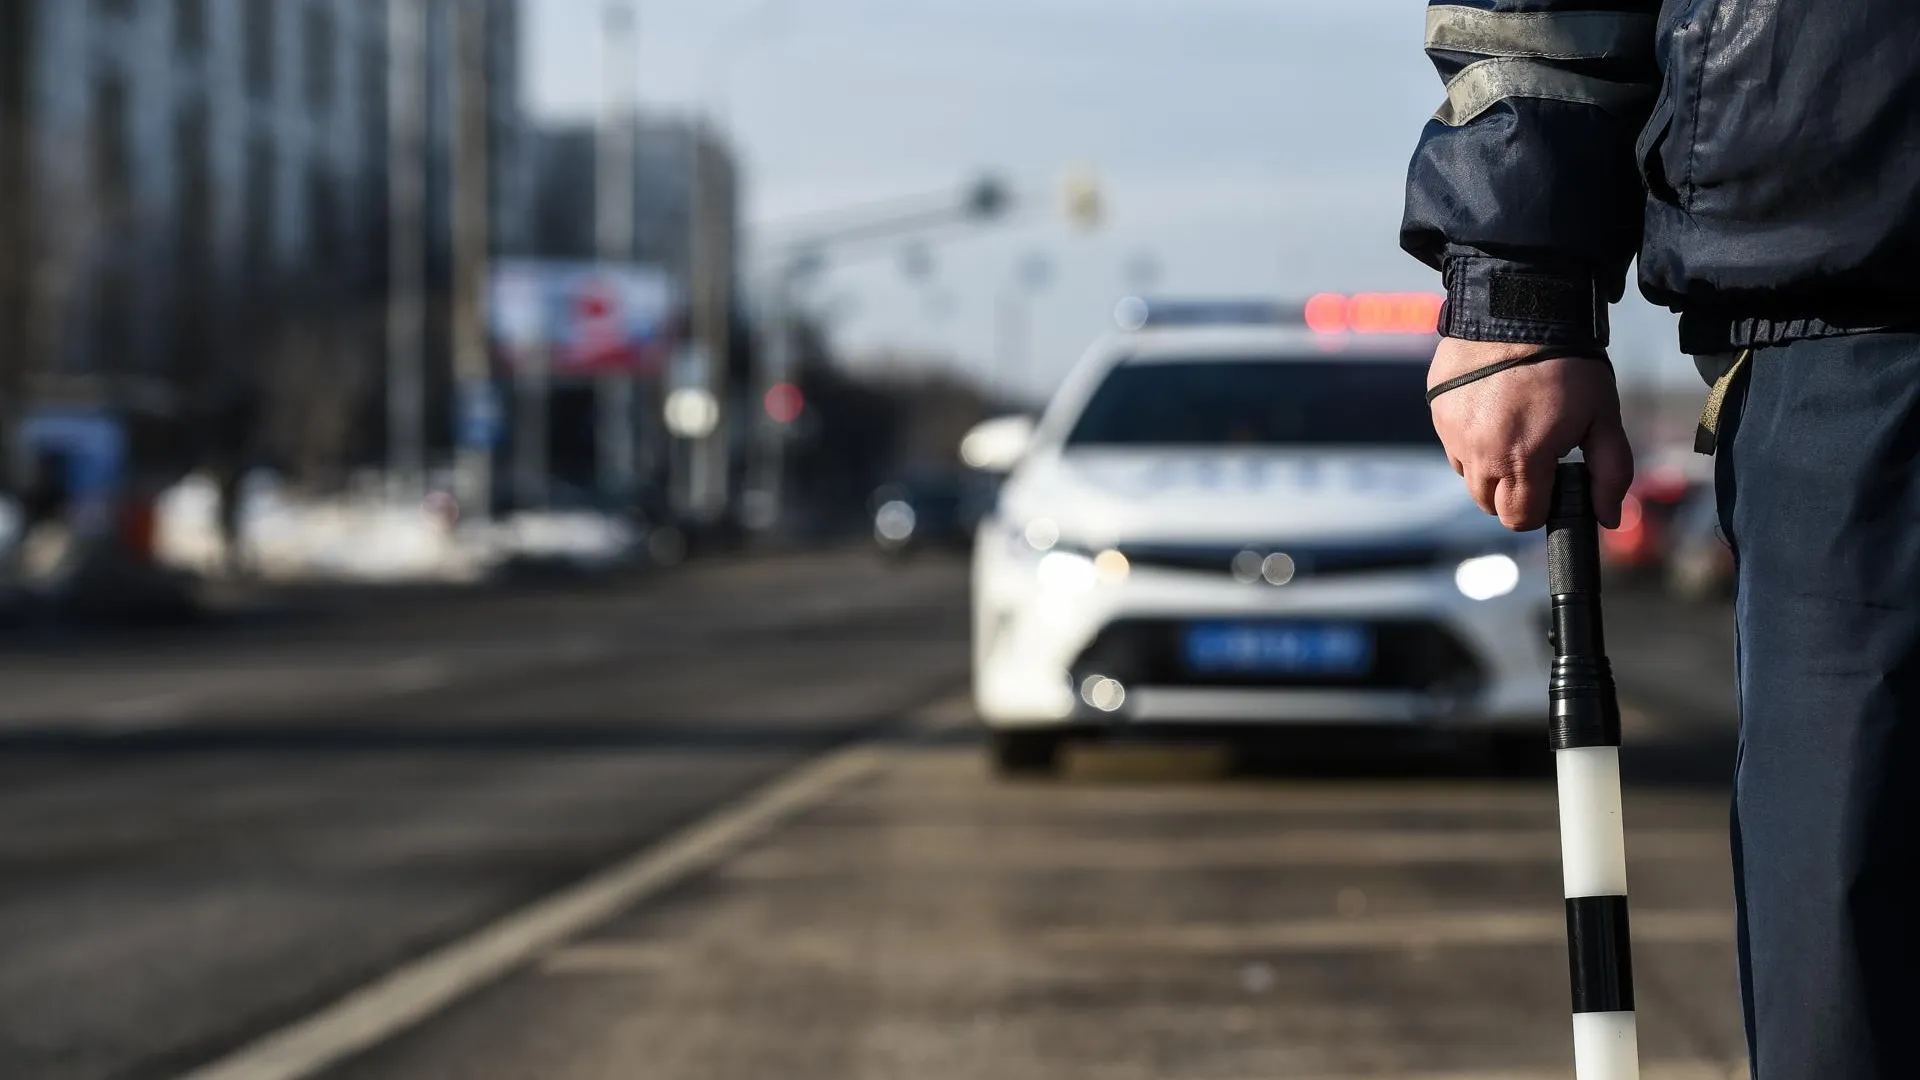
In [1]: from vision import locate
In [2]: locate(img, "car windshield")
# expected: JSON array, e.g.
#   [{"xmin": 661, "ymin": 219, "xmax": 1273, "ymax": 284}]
[{"xmin": 1063, "ymin": 357, "xmax": 1438, "ymax": 448}]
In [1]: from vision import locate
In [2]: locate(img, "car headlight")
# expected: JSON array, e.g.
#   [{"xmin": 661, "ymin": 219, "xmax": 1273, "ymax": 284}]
[
  {"xmin": 999, "ymin": 519, "xmax": 1130, "ymax": 591},
  {"xmin": 874, "ymin": 500, "xmax": 916, "ymax": 542},
  {"xmin": 1037, "ymin": 548, "xmax": 1097, "ymax": 592},
  {"xmin": 1455, "ymin": 553, "xmax": 1521, "ymax": 600},
  {"xmin": 1450, "ymin": 531, "xmax": 1547, "ymax": 601}
]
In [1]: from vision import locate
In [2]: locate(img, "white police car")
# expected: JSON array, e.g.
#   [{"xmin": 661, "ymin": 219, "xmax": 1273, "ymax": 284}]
[{"xmin": 964, "ymin": 296, "xmax": 1550, "ymax": 774}]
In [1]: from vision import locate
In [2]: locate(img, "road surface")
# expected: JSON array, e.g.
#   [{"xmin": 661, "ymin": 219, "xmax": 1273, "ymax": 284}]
[{"xmin": 0, "ymin": 550, "xmax": 1746, "ymax": 1080}]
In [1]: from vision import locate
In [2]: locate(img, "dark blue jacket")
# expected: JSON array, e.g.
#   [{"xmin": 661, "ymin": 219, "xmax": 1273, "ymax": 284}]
[{"xmin": 1403, "ymin": 1, "xmax": 1920, "ymax": 354}]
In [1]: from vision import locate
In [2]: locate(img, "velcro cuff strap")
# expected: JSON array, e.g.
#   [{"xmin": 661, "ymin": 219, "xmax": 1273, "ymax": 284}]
[
  {"xmin": 1442, "ymin": 257, "xmax": 1609, "ymax": 347},
  {"xmin": 1491, "ymin": 273, "xmax": 1586, "ymax": 323}
]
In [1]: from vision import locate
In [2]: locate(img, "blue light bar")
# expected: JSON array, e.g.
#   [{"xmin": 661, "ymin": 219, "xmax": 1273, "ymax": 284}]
[
  {"xmin": 1114, "ymin": 293, "xmax": 1444, "ymax": 335},
  {"xmin": 1118, "ymin": 297, "xmax": 1307, "ymax": 330}
]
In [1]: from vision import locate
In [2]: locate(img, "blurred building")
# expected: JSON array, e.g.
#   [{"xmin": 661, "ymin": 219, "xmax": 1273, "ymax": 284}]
[
  {"xmin": 522, "ymin": 116, "xmax": 745, "ymax": 510},
  {"xmin": 0, "ymin": 0, "xmax": 526, "ymax": 496},
  {"xmin": 524, "ymin": 117, "xmax": 737, "ymax": 285}
]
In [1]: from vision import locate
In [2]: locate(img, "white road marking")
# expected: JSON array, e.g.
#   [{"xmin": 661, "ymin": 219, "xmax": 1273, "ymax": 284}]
[
  {"xmin": 79, "ymin": 692, "xmax": 196, "ymax": 732},
  {"xmin": 52, "ymin": 654, "xmax": 462, "ymax": 735},
  {"xmin": 172, "ymin": 695, "xmax": 967, "ymax": 1080},
  {"xmin": 556, "ymin": 635, "xmax": 614, "ymax": 660},
  {"xmin": 378, "ymin": 657, "xmax": 454, "ymax": 694},
  {"xmin": 1043, "ymin": 908, "xmax": 1734, "ymax": 954}
]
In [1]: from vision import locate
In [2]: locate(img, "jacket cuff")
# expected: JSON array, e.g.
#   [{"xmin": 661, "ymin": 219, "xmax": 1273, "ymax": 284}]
[{"xmin": 1439, "ymin": 255, "xmax": 1610, "ymax": 349}]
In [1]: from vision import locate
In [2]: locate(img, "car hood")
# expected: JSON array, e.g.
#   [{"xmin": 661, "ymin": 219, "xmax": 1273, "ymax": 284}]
[{"xmin": 1003, "ymin": 448, "xmax": 1511, "ymax": 548}]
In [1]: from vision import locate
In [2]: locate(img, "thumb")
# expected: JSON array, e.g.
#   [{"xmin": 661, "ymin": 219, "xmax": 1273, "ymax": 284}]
[{"xmin": 1582, "ymin": 414, "xmax": 1636, "ymax": 530}]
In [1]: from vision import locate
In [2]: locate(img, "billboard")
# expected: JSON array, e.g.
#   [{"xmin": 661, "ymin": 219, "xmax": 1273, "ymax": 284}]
[{"xmin": 490, "ymin": 259, "xmax": 681, "ymax": 378}]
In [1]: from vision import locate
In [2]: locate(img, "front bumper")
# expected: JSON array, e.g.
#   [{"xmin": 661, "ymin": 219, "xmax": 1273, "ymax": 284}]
[{"xmin": 972, "ymin": 555, "xmax": 1550, "ymax": 731}]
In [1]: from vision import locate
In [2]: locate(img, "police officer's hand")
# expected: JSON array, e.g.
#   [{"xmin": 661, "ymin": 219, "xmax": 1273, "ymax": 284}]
[{"xmin": 1427, "ymin": 338, "xmax": 1633, "ymax": 531}]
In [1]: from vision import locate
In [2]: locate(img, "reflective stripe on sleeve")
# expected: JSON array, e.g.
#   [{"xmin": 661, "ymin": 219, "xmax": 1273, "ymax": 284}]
[
  {"xmin": 1434, "ymin": 57, "xmax": 1655, "ymax": 126},
  {"xmin": 1425, "ymin": 5, "xmax": 1655, "ymax": 61}
]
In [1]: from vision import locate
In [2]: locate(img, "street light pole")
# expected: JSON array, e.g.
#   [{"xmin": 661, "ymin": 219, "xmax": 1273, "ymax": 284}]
[
  {"xmin": 992, "ymin": 253, "xmax": 1051, "ymax": 406},
  {"xmin": 685, "ymin": 118, "xmax": 728, "ymax": 523},
  {"xmin": 385, "ymin": 0, "xmax": 426, "ymax": 501},
  {"xmin": 992, "ymin": 284, "xmax": 1026, "ymax": 402},
  {"xmin": 744, "ymin": 257, "xmax": 798, "ymax": 534},
  {"xmin": 596, "ymin": 0, "xmax": 639, "ymax": 509},
  {"xmin": 685, "ymin": 0, "xmax": 787, "ymax": 526},
  {"xmin": 451, "ymin": 0, "xmax": 493, "ymax": 522}
]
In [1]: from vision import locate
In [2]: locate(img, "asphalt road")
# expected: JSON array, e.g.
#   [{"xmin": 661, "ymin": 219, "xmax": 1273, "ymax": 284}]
[
  {"xmin": 0, "ymin": 549, "xmax": 969, "ymax": 1080},
  {"xmin": 0, "ymin": 551, "xmax": 1745, "ymax": 1080}
]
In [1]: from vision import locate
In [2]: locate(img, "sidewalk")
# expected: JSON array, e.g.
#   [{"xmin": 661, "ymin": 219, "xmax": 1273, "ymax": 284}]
[{"xmin": 322, "ymin": 715, "xmax": 1750, "ymax": 1080}]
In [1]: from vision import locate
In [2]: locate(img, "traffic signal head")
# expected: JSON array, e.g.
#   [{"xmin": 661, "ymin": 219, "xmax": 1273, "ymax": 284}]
[
  {"xmin": 764, "ymin": 382, "xmax": 805, "ymax": 425},
  {"xmin": 1064, "ymin": 169, "xmax": 1103, "ymax": 231}
]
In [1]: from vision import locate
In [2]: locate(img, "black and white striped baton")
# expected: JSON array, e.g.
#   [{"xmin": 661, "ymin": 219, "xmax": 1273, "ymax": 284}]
[{"xmin": 1547, "ymin": 461, "xmax": 1639, "ymax": 1080}]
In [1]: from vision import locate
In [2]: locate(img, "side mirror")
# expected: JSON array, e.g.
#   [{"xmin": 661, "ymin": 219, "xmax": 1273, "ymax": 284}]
[{"xmin": 960, "ymin": 415, "xmax": 1036, "ymax": 474}]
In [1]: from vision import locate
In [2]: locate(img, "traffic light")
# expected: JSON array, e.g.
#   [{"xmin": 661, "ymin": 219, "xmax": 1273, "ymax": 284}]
[
  {"xmin": 764, "ymin": 382, "xmax": 805, "ymax": 425},
  {"xmin": 1064, "ymin": 167, "xmax": 1103, "ymax": 231}
]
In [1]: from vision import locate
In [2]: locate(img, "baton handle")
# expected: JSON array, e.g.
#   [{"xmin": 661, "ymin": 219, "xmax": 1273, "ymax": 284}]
[
  {"xmin": 1547, "ymin": 462, "xmax": 1640, "ymax": 1080},
  {"xmin": 1548, "ymin": 463, "xmax": 1619, "ymax": 748}
]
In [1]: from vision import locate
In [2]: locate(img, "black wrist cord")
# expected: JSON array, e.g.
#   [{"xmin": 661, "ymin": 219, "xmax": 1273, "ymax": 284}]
[{"xmin": 1425, "ymin": 346, "xmax": 1612, "ymax": 405}]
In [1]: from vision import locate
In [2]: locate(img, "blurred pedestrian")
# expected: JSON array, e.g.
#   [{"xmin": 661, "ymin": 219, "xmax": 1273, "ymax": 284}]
[
  {"xmin": 214, "ymin": 462, "xmax": 247, "ymax": 578},
  {"xmin": 206, "ymin": 380, "xmax": 258, "ymax": 578},
  {"xmin": 21, "ymin": 448, "xmax": 71, "ymax": 532},
  {"xmin": 1404, "ymin": 4, "xmax": 1920, "ymax": 1076}
]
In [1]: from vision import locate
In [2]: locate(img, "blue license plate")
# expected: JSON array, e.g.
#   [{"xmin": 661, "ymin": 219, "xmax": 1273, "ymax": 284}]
[{"xmin": 1184, "ymin": 622, "xmax": 1375, "ymax": 676}]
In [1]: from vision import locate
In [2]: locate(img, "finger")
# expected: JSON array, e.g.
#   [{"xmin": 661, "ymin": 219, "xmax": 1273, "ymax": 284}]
[
  {"xmin": 1493, "ymin": 457, "xmax": 1554, "ymax": 531},
  {"xmin": 1466, "ymin": 464, "xmax": 1500, "ymax": 517},
  {"xmin": 1582, "ymin": 418, "xmax": 1636, "ymax": 530}
]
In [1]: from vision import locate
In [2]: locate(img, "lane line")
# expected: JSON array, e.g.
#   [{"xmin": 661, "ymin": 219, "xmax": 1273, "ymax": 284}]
[
  {"xmin": 377, "ymin": 657, "xmax": 455, "ymax": 694},
  {"xmin": 76, "ymin": 691, "xmax": 206, "ymax": 733},
  {"xmin": 173, "ymin": 695, "xmax": 966, "ymax": 1080}
]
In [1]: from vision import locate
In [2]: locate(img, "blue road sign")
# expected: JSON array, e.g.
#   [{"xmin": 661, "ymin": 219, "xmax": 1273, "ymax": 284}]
[{"xmin": 457, "ymin": 383, "xmax": 505, "ymax": 449}]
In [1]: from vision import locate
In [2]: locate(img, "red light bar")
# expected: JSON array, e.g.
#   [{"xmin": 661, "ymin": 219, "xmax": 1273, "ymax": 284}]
[{"xmin": 1304, "ymin": 292, "xmax": 1443, "ymax": 336}]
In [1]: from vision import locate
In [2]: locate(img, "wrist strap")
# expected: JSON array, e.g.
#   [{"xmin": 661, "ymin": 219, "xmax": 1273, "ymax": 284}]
[{"xmin": 1425, "ymin": 346, "xmax": 1611, "ymax": 405}]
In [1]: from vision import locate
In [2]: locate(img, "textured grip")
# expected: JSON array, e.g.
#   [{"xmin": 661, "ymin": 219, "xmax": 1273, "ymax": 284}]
[{"xmin": 1548, "ymin": 462, "xmax": 1600, "ymax": 597}]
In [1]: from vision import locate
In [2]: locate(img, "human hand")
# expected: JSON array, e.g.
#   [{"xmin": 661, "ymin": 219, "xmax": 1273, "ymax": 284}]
[{"xmin": 1427, "ymin": 338, "xmax": 1633, "ymax": 531}]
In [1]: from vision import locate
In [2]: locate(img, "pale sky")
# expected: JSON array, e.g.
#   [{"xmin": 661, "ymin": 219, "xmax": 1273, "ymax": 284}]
[{"xmin": 523, "ymin": 0, "xmax": 1690, "ymax": 402}]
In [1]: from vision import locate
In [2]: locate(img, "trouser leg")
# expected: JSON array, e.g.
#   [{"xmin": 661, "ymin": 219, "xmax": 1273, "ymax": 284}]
[{"xmin": 1720, "ymin": 331, "xmax": 1920, "ymax": 1079}]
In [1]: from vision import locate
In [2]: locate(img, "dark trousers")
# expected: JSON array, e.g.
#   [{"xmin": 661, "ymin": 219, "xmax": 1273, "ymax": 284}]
[{"xmin": 1717, "ymin": 330, "xmax": 1920, "ymax": 1079}]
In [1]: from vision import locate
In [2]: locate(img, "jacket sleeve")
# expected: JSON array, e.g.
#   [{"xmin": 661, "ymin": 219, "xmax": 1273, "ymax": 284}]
[{"xmin": 1402, "ymin": 1, "xmax": 1661, "ymax": 349}]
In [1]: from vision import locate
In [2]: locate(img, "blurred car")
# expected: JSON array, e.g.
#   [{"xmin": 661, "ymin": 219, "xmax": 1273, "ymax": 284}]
[
  {"xmin": 465, "ymin": 474, "xmax": 672, "ymax": 572},
  {"xmin": 869, "ymin": 467, "xmax": 995, "ymax": 558},
  {"xmin": 1599, "ymin": 459, "xmax": 1702, "ymax": 578},
  {"xmin": 1664, "ymin": 484, "xmax": 1733, "ymax": 603},
  {"xmin": 965, "ymin": 298, "xmax": 1552, "ymax": 775}
]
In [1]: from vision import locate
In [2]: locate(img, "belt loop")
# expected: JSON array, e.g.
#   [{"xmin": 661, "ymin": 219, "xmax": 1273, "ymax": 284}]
[{"xmin": 1693, "ymin": 349, "xmax": 1753, "ymax": 456}]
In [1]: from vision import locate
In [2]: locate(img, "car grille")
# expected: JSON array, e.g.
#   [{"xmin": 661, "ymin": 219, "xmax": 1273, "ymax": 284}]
[
  {"xmin": 1070, "ymin": 618, "xmax": 1485, "ymax": 694},
  {"xmin": 1116, "ymin": 540, "xmax": 1449, "ymax": 580}
]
